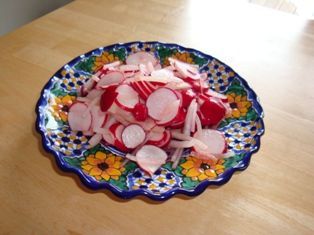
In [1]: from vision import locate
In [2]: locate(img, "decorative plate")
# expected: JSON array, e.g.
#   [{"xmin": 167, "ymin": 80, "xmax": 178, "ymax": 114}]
[{"xmin": 36, "ymin": 41, "xmax": 264, "ymax": 200}]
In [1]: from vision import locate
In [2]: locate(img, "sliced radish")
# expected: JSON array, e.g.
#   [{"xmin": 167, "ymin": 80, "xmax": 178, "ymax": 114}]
[
  {"xmin": 164, "ymin": 81, "xmax": 191, "ymax": 90},
  {"xmin": 96, "ymin": 71, "xmax": 124, "ymax": 88},
  {"xmin": 83, "ymin": 130, "xmax": 94, "ymax": 136},
  {"xmin": 146, "ymin": 130, "xmax": 171, "ymax": 148},
  {"xmin": 91, "ymin": 106, "xmax": 108, "ymax": 131},
  {"xmin": 199, "ymin": 98, "xmax": 226, "ymax": 126},
  {"xmin": 109, "ymin": 123, "xmax": 129, "ymax": 152},
  {"xmin": 102, "ymin": 61, "xmax": 121, "ymax": 70},
  {"xmin": 101, "ymin": 129, "xmax": 115, "ymax": 145},
  {"xmin": 183, "ymin": 99, "xmax": 197, "ymax": 135},
  {"xmin": 100, "ymin": 86, "xmax": 118, "ymax": 112},
  {"xmin": 136, "ymin": 145, "xmax": 167, "ymax": 176},
  {"xmin": 86, "ymin": 89, "xmax": 104, "ymax": 100},
  {"xmin": 194, "ymin": 129, "xmax": 226, "ymax": 155},
  {"xmin": 119, "ymin": 64, "xmax": 139, "ymax": 72},
  {"xmin": 83, "ymin": 78, "xmax": 96, "ymax": 93},
  {"xmin": 155, "ymin": 99, "xmax": 181, "ymax": 126},
  {"xmin": 204, "ymin": 89, "xmax": 228, "ymax": 103},
  {"xmin": 68, "ymin": 103, "xmax": 92, "ymax": 131},
  {"xmin": 180, "ymin": 89, "xmax": 196, "ymax": 108},
  {"xmin": 126, "ymin": 52, "xmax": 157, "ymax": 66},
  {"xmin": 146, "ymin": 87, "xmax": 180, "ymax": 121},
  {"xmin": 103, "ymin": 115, "xmax": 117, "ymax": 129},
  {"xmin": 115, "ymin": 84, "xmax": 139, "ymax": 111},
  {"xmin": 169, "ymin": 58, "xmax": 201, "ymax": 80},
  {"xmin": 121, "ymin": 124, "xmax": 146, "ymax": 149},
  {"xmin": 132, "ymin": 103, "xmax": 148, "ymax": 121},
  {"xmin": 88, "ymin": 133, "xmax": 102, "ymax": 148},
  {"xmin": 130, "ymin": 81, "xmax": 149, "ymax": 100},
  {"xmin": 125, "ymin": 153, "xmax": 137, "ymax": 161},
  {"xmin": 154, "ymin": 63, "xmax": 162, "ymax": 70}
]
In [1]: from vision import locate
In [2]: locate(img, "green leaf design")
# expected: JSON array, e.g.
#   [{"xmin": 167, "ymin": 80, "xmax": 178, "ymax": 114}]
[
  {"xmin": 83, "ymin": 144, "xmax": 108, "ymax": 157},
  {"xmin": 190, "ymin": 53, "xmax": 207, "ymax": 67},
  {"xmin": 226, "ymin": 80, "xmax": 246, "ymax": 96},
  {"xmin": 156, "ymin": 47, "xmax": 175, "ymax": 65},
  {"xmin": 109, "ymin": 175, "xmax": 127, "ymax": 190},
  {"xmin": 223, "ymin": 154, "xmax": 245, "ymax": 168},
  {"xmin": 112, "ymin": 48, "xmax": 126, "ymax": 61},
  {"xmin": 51, "ymin": 83, "xmax": 67, "ymax": 97},
  {"xmin": 182, "ymin": 177, "xmax": 200, "ymax": 189},
  {"xmin": 75, "ymin": 56, "xmax": 95, "ymax": 73},
  {"xmin": 124, "ymin": 161, "xmax": 137, "ymax": 173},
  {"xmin": 64, "ymin": 157, "xmax": 85, "ymax": 168},
  {"xmin": 246, "ymin": 108, "xmax": 258, "ymax": 121}
]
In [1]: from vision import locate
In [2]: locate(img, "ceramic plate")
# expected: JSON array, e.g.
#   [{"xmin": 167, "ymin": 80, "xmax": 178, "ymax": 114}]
[{"xmin": 36, "ymin": 41, "xmax": 264, "ymax": 200}]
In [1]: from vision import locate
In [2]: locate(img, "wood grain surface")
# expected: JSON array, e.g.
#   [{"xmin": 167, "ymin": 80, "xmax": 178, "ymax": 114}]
[{"xmin": 0, "ymin": 0, "xmax": 313, "ymax": 234}]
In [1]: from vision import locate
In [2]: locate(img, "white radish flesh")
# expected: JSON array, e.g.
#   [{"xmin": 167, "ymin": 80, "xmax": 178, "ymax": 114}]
[
  {"xmin": 86, "ymin": 89, "xmax": 104, "ymax": 100},
  {"xmin": 136, "ymin": 145, "xmax": 167, "ymax": 176},
  {"xmin": 88, "ymin": 133, "xmax": 102, "ymax": 148},
  {"xmin": 121, "ymin": 124, "xmax": 146, "ymax": 149},
  {"xmin": 68, "ymin": 103, "xmax": 92, "ymax": 131},
  {"xmin": 96, "ymin": 71, "xmax": 124, "ymax": 88},
  {"xmin": 126, "ymin": 52, "xmax": 157, "ymax": 66},
  {"xmin": 194, "ymin": 129, "xmax": 226, "ymax": 154},
  {"xmin": 90, "ymin": 106, "xmax": 107, "ymax": 131},
  {"xmin": 146, "ymin": 87, "xmax": 179, "ymax": 121},
  {"xmin": 155, "ymin": 99, "xmax": 181, "ymax": 125},
  {"xmin": 115, "ymin": 84, "xmax": 139, "ymax": 110}
]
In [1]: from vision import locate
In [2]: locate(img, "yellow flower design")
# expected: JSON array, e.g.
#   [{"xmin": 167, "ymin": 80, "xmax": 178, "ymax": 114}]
[
  {"xmin": 93, "ymin": 51, "xmax": 119, "ymax": 71},
  {"xmin": 50, "ymin": 95, "xmax": 76, "ymax": 122},
  {"xmin": 81, "ymin": 152, "xmax": 125, "ymax": 181},
  {"xmin": 164, "ymin": 52, "xmax": 194, "ymax": 66},
  {"xmin": 227, "ymin": 93, "xmax": 252, "ymax": 118},
  {"xmin": 181, "ymin": 156, "xmax": 225, "ymax": 181}
]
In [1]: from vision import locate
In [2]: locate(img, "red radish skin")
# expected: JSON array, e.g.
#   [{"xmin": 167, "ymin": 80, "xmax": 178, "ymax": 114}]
[
  {"xmin": 170, "ymin": 108, "xmax": 187, "ymax": 129},
  {"xmin": 108, "ymin": 123, "xmax": 129, "ymax": 152},
  {"xmin": 135, "ymin": 145, "xmax": 167, "ymax": 176},
  {"xmin": 146, "ymin": 130, "xmax": 171, "ymax": 148},
  {"xmin": 199, "ymin": 98, "xmax": 226, "ymax": 126},
  {"xmin": 132, "ymin": 103, "xmax": 148, "ymax": 121},
  {"xmin": 126, "ymin": 52, "xmax": 157, "ymax": 66},
  {"xmin": 68, "ymin": 103, "xmax": 92, "ymax": 131},
  {"xmin": 121, "ymin": 124, "xmax": 146, "ymax": 149},
  {"xmin": 100, "ymin": 86, "xmax": 118, "ymax": 112},
  {"xmin": 180, "ymin": 89, "xmax": 196, "ymax": 108}
]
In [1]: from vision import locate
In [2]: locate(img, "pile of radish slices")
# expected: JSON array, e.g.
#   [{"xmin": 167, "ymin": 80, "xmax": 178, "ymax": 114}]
[{"xmin": 68, "ymin": 52, "xmax": 232, "ymax": 176}]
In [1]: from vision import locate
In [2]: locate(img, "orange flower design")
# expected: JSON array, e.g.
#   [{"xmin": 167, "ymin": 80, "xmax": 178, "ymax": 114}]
[
  {"xmin": 164, "ymin": 52, "xmax": 194, "ymax": 66},
  {"xmin": 50, "ymin": 95, "xmax": 76, "ymax": 122},
  {"xmin": 93, "ymin": 52, "xmax": 119, "ymax": 71},
  {"xmin": 181, "ymin": 156, "xmax": 225, "ymax": 181},
  {"xmin": 81, "ymin": 152, "xmax": 125, "ymax": 181},
  {"xmin": 227, "ymin": 93, "xmax": 251, "ymax": 118}
]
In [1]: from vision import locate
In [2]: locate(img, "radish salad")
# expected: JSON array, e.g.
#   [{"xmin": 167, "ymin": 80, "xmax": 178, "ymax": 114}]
[{"xmin": 68, "ymin": 51, "xmax": 232, "ymax": 176}]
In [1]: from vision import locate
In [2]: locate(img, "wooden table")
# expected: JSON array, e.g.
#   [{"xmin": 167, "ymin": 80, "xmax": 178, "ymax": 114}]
[{"xmin": 1, "ymin": 0, "xmax": 313, "ymax": 234}]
